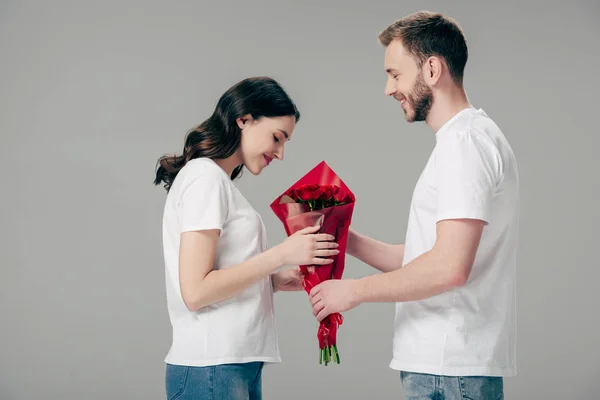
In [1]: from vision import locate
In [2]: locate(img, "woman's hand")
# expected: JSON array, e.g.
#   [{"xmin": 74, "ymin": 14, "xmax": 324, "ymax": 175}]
[
  {"xmin": 273, "ymin": 225, "xmax": 339, "ymax": 267},
  {"xmin": 272, "ymin": 267, "xmax": 305, "ymax": 292}
]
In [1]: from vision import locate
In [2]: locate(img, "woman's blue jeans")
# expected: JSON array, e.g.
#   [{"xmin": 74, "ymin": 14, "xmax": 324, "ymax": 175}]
[{"xmin": 165, "ymin": 362, "xmax": 264, "ymax": 400}]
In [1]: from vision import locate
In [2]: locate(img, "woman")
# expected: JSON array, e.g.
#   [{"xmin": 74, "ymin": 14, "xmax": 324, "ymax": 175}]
[{"xmin": 154, "ymin": 76, "xmax": 338, "ymax": 400}]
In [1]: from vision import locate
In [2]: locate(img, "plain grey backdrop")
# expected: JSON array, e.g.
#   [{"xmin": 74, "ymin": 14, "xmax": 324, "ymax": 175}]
[{"xmin": 2, "ymin": 0, "xmax": 599, "ymax": 399}]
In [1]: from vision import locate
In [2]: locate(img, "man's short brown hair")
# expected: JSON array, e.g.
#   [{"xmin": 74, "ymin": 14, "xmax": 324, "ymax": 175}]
[{"xmin": 378, "ymin": 11, "xmax": 468, "ymax": 85}]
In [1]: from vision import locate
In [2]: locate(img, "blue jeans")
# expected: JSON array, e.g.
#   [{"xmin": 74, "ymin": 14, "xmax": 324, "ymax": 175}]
[
  {"xmin": 400, "ymin": 371, "xmax": 504, "ymax": 400},
  {"xmin": 165, "ymin": 362, "xmax": 264, "ymax": 400}
]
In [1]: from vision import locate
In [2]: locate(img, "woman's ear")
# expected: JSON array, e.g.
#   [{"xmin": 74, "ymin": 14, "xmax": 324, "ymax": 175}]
[{"xmin": 236, "ymin": 114, "xmax": 253, "ymax": 130}]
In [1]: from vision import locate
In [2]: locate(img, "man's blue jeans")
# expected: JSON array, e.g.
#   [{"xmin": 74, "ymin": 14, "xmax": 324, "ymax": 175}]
[
  {"xmin": 165, "ymin": 362, "xmax": 264, "ymax": 400},
  {"xmin": 400, "ymin": 371, "xmax": 504, "ymax": 400}
]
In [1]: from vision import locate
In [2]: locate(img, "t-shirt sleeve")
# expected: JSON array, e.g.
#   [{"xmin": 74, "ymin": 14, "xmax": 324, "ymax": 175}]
[
  {"xmin": 434, "ymin": 131, "xmax": 501, "ymax": 224},
  {"xmin": 179, "ymin": 172, "xmax": 229, "ymax": 233}
]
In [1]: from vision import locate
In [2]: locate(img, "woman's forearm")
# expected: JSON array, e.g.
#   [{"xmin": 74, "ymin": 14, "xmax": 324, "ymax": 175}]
[{"xmin": 181, "ymin": 235, "xmax": 284, "ymax": 311}]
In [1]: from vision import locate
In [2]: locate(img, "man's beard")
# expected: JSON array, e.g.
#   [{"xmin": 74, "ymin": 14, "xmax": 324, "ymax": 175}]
[{"xmin": 405, "ymin": 73, "xmax": 433, "ymax": 122}]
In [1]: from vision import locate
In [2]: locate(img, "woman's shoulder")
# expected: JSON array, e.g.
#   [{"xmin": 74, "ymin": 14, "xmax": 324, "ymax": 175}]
[
  {"xmin": 182, "ymin": 157, "xmax": 230, "ymax": 182},
  {"xmin": 167, "ymin": 158, "xmax": 233, "ymax": 205}
]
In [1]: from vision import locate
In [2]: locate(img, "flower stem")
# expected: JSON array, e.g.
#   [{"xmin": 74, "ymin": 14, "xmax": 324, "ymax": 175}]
[
  {"xmin": 333, "ymin": 344, "xmax": 340, "ymax": 364},
  {"xmin": 318, "ymin": 345, "xmax": 343, "ymax": 366}
]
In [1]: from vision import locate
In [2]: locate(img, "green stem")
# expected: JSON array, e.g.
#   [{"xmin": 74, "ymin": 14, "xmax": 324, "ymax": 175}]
[{"xmin": 333, "ymin": 344, "xmax": 340, "ymax": 364}]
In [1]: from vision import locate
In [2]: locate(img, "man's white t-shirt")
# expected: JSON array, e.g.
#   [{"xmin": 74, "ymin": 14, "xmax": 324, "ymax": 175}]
[
  {"xmin": 161, "ymin": 157, "xmax": 280, "ymax": 367},
  {"xmin": 390, "ymin": 108, "xmax": 519, "ymax": 377}
]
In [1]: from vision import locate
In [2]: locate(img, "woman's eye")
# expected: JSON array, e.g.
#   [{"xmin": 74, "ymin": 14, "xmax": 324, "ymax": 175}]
[{"xmin": 273, "ymin": 135, "xmax": 280, "ymax": 142}]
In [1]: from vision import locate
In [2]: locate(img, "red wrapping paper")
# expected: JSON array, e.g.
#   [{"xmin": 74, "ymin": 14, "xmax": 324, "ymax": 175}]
[{"xmin": 270, "ymin": 161, "xmax": 355, "ymax": 365}]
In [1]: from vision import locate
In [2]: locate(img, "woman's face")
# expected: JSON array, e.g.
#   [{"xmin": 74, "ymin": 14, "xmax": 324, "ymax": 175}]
[{"xmin": 237, "ymin": 115, "xmax": 296, "ymax": 175}]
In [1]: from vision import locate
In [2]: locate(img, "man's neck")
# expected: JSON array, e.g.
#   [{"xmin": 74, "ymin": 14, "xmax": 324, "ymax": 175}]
[{"xmin": 425, "ymin": 86, "xmax": 473, "ymax": 133}]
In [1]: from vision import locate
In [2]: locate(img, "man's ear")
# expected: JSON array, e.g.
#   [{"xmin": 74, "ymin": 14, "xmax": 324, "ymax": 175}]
[
  {"xmin": 424, "ymin": 56, "xmax": 443, "ymax": 85},
  {"xmin": 236, "ymin": 114, "xmax": 253, "ymax": 130}
]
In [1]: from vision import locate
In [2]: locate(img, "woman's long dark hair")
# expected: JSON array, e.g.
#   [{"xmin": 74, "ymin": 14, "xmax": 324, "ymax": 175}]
[{"xmin": 154, "ymin": 77, "xmax": 300, "ymax": 191}]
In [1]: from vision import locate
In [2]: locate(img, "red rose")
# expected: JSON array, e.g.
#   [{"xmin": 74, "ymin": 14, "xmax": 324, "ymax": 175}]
[
  {"xmin": 284, "ymin": 187, "xmax": 296, "ymax": 198},
  {"xmin": 295, "ymin": 184, "xmax": 325, "ymax": 201},
  {"xmin": 336, "ymin": 192, "xmax": 354, "ymax": 204},
  {"xmin": 320, "ymin": 185, "xmax": 340, "ymax": 201}
]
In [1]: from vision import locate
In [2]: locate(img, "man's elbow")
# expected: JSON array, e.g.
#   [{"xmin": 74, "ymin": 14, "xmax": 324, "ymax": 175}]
[{"xmin": 431, "ymin": 247, "xmax": 474, "ymax": 288}]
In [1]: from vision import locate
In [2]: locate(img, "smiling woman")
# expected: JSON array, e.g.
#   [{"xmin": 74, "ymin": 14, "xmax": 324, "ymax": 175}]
[
  {"xmin": 154, "ymin": 77, "xmax": 299, "ymax": 187},
  {"xmin": 153, "ymin": 77, "xmax": 338, "ymax": 400}
]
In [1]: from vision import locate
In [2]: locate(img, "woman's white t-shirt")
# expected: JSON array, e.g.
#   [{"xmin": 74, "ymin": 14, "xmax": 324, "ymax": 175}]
[{"xmin": 161, "ymin": 157, "xmax": 280, "ymax": 367}]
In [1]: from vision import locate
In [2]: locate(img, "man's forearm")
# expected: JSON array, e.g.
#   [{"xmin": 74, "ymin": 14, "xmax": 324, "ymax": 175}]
[
  {"xmin": 354, "ymin": 248, "xmax": 466, "ymax": 303},
  {"xmin": 347, "ymin": 229, "xmax": 404, "ymax": 273}
]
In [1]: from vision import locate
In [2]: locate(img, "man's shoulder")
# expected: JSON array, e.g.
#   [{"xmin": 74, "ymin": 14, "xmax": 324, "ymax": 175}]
[
  {"xmin": 443, "ymin": 108, "xmax": 498, "ymax": 136},
  {"xmin": 441, "ymin": 109, "xmax": 509, "ymax": 154}
]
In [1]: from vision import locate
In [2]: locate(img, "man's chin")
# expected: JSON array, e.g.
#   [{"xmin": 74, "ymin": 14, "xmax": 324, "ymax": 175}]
[{"xmin": 404, "ymin": 111, "xmax": 426, "ymax": 123}]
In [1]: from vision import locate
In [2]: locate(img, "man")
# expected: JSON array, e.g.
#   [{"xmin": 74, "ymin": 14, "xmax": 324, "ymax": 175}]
[{"xmin": 309, "ymin": 11, "xmax": 519, "ymax": 399}]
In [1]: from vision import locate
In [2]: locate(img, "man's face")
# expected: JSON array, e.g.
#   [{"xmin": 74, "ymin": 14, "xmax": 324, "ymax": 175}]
[{"xmin": 384, "ymin": 40, "xmax": 433, "ymax": 122}]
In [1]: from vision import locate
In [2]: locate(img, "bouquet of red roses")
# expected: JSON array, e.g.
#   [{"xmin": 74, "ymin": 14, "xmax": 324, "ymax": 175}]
[{"xmin": 270, "ymin": 161, "xmax": 355, "ymax": 365}]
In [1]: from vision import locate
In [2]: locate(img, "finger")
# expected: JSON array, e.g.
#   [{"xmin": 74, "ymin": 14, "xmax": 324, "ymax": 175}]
[
  {"xmin": 309, "ymin": 286, "xmax": 320, "ymax": 298},
  {"xmin": 316, "ymin": 241, "xmax": 339, "ymax": 249},
  {"xmin": 310, "ymin": 295, "xmax": 322, "ymax": 307},
  {"xmin": 314, "ymin": 249, "xmax": 340, "ymax": 257},
  {"xmin": 312, "ymin": 257, "xmax": 334, "ymax": 265},
  {"xmin": 313, "ymin": 301, "xmax": 325, "ymax": 317},
  {"xmin": 295, "ymin": 225, "xmax": 321, "ymax": 235},
  {"xmin": 316, "ymin": 307, "xmax": 329, "ymax": 322},
  {"xmin": 314, "ymin": 233, "xmax": 335, "ymax": 242}
]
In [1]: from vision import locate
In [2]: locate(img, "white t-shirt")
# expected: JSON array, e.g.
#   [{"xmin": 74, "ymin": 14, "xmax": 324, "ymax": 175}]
[
  {"xmin": 389, "ymin": 108, "xmax": 519, "ymax": 377},
  {"xmin": 161, "ymin": 157, "xmax": 280, "ymax": 367}
]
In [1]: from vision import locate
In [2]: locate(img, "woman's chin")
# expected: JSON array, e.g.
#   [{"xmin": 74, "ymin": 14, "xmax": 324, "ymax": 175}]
[{"xmin": 246, "ymin": 164, "xmax": 263, "ymax": 176}]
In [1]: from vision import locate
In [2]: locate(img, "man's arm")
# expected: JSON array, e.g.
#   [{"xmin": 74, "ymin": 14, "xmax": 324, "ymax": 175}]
[
  {"xmin": 350, "ymin": 130, "xmax": 497, "ymax": 303},
  {"xmin": 347, "ymin": 228, "xmax": 405, "ymax": 273},
  {"xmin": 310, "ymin": 218, "xmax": 484, "ymax": 320},
  {"xmin": 309, "ymin": 130, "xmax": 500, "ymax": 320},
  {"xmin": 355, "ymin": 218, "xmax": 483, "ymax": 303}
]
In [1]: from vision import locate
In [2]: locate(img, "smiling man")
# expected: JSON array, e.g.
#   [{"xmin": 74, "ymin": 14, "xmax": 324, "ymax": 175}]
[{"xmin": 309, "ymin": 11, "xmax": 520, "ymax": 400}]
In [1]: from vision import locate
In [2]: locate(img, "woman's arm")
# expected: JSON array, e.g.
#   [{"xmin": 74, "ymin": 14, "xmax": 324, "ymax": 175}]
[{"xmin": 179, "ymin": 225, "xmax": 337, "ymax": 311}]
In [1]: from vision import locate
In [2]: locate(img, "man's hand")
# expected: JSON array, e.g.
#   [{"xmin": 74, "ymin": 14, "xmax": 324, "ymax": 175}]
[
  {"xmin": 272, "ymin": 267, "xmax": 305, "ymax": 292},
  {"xmin": 309, "ymin": 279, "xmax": 361, "ymax": 321}
]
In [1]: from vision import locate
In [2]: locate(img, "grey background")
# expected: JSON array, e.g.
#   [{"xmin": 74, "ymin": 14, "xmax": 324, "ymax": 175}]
[{"xmin": 1, "ymin": 0, "xmax": 599, "ymax": 399}]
